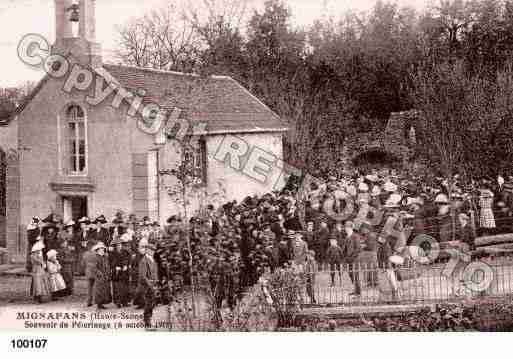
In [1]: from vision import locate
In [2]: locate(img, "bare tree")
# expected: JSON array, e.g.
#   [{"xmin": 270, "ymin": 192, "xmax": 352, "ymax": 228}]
[
  {"xmin": 116, "ymin": 2, "xmax": 200, "ymax": 72},
  {"xmin": 184, "ymin": 0, "xmax": 249, "ymax": 45}
]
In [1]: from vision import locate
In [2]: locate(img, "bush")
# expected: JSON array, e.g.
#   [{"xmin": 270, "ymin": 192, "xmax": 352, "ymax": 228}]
[{"xmin": 262, "ymin": 266, "xmax": 305, "ymax": 329}]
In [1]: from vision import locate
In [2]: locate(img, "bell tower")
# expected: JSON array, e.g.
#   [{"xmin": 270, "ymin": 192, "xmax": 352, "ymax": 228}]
[{"xmin": 53, "ymin": 0, "xmax": 102, "ymax": 68}]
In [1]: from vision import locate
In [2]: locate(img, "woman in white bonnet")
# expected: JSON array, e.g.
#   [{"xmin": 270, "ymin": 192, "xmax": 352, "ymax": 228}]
[
  {"xmin": 30, "ymin": 241, "xmax": 50, "ymax": 303},
  {"xmin": 46, "ymin": 249, "xmax": 67, "ymax": 300}
]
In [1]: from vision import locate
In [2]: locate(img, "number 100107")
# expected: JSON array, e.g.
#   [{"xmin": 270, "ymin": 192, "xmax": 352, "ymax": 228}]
[{"xmin": 10, "ymin": 338, "xmax": 47, "ymax": 349}]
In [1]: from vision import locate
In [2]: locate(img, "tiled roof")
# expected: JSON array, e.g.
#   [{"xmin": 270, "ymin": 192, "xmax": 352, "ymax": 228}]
[
  {"xmin": 103, "ymin": 64, "xmax": 288, "ymax": 134},
  {"xmin": 8, "ymin": 64, "xmax": 288, "ymax": 135}
]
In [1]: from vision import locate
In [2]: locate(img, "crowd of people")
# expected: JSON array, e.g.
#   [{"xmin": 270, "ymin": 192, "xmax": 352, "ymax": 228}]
[{"xmin": 26, "ymin": 168, "xmax": 513, "ymax": 324}]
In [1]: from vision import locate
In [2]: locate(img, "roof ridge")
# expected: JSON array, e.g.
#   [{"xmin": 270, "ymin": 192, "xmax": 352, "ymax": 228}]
[
  {"xmin": 103, "ymin": 62, "xmax": 232, "ymax": 80},
  {"xmin": 225, "ymin": 77, "xmax": 281, "ymax": 120}
]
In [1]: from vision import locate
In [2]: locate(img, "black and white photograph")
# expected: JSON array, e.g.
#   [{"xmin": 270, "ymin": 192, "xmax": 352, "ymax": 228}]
[{"xmin": 1, "ymin": 0, "xmax": 513, "ymax": 339}]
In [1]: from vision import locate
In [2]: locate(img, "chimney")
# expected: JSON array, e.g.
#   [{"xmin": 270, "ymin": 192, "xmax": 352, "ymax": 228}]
[
  {"xmin": 79, "ymin": 0, "xmax": 96, "ymax": 42},
  {"xmin": 54, "ymin": 0, "xmax": 74, "ymax": 41}
]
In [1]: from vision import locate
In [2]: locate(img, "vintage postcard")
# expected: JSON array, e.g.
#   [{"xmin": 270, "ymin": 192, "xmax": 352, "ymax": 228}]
[{"xmin": 1, "ymin": 0, "xmax": 513, "ymax": 338}]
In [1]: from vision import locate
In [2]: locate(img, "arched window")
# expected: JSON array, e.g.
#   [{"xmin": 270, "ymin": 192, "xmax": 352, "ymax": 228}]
[{"xmin": 66, "ymin": 105, "xmax": 87, "ymax": 174}]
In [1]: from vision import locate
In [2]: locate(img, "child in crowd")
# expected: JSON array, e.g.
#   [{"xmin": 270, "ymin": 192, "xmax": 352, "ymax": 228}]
[
  {"xmin": 30, "ymin": 241, "xmax": 50, "ymax": 303},
  {"xmin": 326, "ymin": 238, "xmax": 344, "ymax": 287},
  {"xmin": 46, "ymin": 249, "xmax": 67, "ymax": 300}
]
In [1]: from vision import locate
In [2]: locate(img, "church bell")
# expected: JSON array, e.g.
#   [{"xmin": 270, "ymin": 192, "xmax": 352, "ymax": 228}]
[{"xmin": 67, "ymin": 4, "xmax": 80, "ymax": 22}]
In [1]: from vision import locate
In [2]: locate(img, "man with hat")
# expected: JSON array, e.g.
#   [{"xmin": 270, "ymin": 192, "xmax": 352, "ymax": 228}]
[
  {"xmin": 340, "ymin": 221, "xmax": 362, "ymax": 296},
  {"xmin": 457, "ymin": 213, "xmax": 476, "ymax": 251},
  {"xmin": 59, "ymin": 221, "xmax": 76, "ymax": 296},
  {"xmin": 110, "ymin": 216, "xmax": 126, "ymax": 245},
  {"xmin": 435, "ymin": 193, "xmax": 453, "ymax": 242},
  {"xmin": 137, "ymin": 242, "xmax": 159, "ymax": 328},
  {"xmin": 82, "ymin": 240, "xmax": 98, "ymax": 307},
  {"xmin": 110, "ymin": 235, "xmax": 131, "ymax": 307},
  {"xmin": 75, "ymin": 217, "xmax": 91, "ymax": 276},
  {"xmin": 316, "ymin": 220, "xmax": 330, "ymax": 269},
  {"xmin": 92, "ymin": 242, "xmax": 112, "ymax": 309}
]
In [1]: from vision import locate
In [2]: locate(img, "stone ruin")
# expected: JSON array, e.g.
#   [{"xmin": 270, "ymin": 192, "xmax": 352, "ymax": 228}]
[{"xmin": 341, "ymin": 110, "xmax": 418, "ymax": 169}]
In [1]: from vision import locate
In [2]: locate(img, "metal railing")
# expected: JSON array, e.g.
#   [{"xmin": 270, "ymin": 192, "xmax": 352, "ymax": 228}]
[{"xmin": 297, "ymin": 256, "xmax": 513, "ymax": 306}]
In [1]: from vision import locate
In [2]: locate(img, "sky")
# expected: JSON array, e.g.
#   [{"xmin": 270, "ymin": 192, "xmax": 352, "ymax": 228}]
[{"xmin": 0, "ymin": 0, "xmax": 428, "ymax": 88}]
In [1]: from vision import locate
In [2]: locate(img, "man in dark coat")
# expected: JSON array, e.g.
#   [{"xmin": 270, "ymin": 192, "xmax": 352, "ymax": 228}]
[
  {"xmin": 270, "ymin": 214, "xmax": 285, "ymax": 243},
  {"xmin": 59, "ymin": 237, "xmax": 75, "ymax": 296},
  {"xmin": 110, "ymin": 237, "xmax": 131, "ymax": 307},
  {"xmin": 303, "ymin": 221, "xmax": 316, "ymax": 251},
  {"xmin": 93, "ymin": 242, "xmax": 112, "ymax": 309},
  {"xmin": 326, "ymin": 237, "xmax": 344, "ymax": 286},
  {"xmin": 86, "ymin": 221, "xmax": 99, "ymax": 248},
  {"xmin": 316, "ymin": 221, "xmax": 331, "ymax": 269},
  {"xmin": 340, "ymin": 221, "xmax": 362, "ymax": 296},
  {"xmin": 137, "ymin": 243, "xmax": 159, "ymax": 328},
  {"xmin": 75, "ymin": 217, "xmax": 91, "ymax": 275},
  {"xmin": 331, "ymin": 221, "xmax": 346, "ymax": 248}
]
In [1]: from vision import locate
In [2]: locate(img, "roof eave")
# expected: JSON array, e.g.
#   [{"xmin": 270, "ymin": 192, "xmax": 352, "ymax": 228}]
[{"xmin": 195, "ymin": 127, "xmax": 289, "ymax": 136}]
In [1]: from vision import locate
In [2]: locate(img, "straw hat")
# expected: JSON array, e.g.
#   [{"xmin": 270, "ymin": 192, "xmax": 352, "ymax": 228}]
[
  {"xmin": 120, "ymin": 233, "xmax": 131, "ymax": 243},
  {"xmin": 92, "ymin": 242, "xmax": 107, "ymax": 251},
  {"xmin": 384, "ymin": 181, "xmax": 398, "ymax": 192},
  {"xmin": 365, "ymin": 174, "xmax": 379, "ymax": 183},
  {"xmin": 389, "ymin": 255, "xmax": 404, "ymax": 265},
  {"xmin": 434, "ymin": 193, "xmax": 449, "ymax": 204},
  {"xmin": 64, "ymin": 220, "xmax": 75, "ymax": 228},
  {"xmin": 78, "ymin": 216, "xmax": 90, "ymax": 224},
  {"xmin": 111, "ymin": 237, "xmax": 123, "ymax": 246},
  {"xmin": 385, "ymin": 193, "xmax": 402, "ymax": 208}
]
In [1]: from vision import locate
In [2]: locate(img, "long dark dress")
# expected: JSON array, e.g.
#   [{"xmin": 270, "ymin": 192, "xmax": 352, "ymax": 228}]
[
  {"xmin": 26, "ymin": 227, "xmax": 41, "ymax": 272},
  {"xmin": 59, "ymin": 246, "xmax": 75, "ymax": 296},
  {"xmin": 110, "ymin": 249, "xmax": 131, "ymax": 306},
  {"xmin": 94, "ymin": 255, "xmax": 112, "ymax": 305}
]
